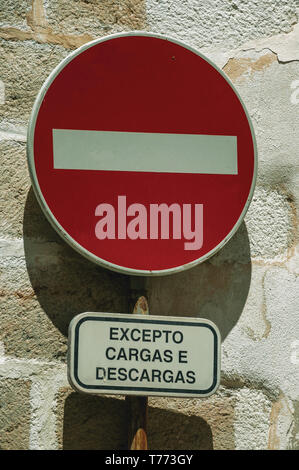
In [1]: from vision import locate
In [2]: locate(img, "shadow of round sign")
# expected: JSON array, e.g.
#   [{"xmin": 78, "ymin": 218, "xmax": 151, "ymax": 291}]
[{"xmin": 27, "ymin": 32, "xmax": 257, "ymax": 276}]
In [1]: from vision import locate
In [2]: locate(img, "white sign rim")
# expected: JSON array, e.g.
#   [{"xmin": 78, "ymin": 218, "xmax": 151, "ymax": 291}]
[
  {"xmin": 27, "ymin": 31, "xmax": 258, "ymax": 277},
  {"xmin": 67, "ymin": 312, "xmax": 221, "ymax": 398}
]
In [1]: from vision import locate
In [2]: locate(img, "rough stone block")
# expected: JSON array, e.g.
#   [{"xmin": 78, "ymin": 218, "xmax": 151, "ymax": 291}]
[
  {"xmin": 233, "ymin": 388, "xmax": 272, "ymax": 450},
  {"xmin": 55, "ymin": 387, "xmax": 127, "ymax": 449},
  {"xmin": 229, "ymin": 59, "xmax": 299, "ymax": 215},
  {"xmin": 0, "ymin": 0, "xmax": 31, "ymax": 31},
  {"xmin": 148, "ymin": 391, "xmax": 236, "ymax": 450},
  {"xmin": 289, "ymin": 400, "xmax": 299, "ymax": 449},
  {"xmin": 0, "ymin": 38, "xmax": 68, "ymax": 123},
  {"xmin": 245, "ymin": 186, "xmax": 295, "ymax": 261},
  {"xmin": 222, "ymin": 266, "xmax": 299, "ymax": 406},
  {"xmin": 237, "ymin": 264, "xmax": 270, "ymax": 342},
  {"xmin": 269, "ymin": 394, "xmax": 296, "ymax": 450},
  {"xmin": 45, "ymin": 0, "xmax": 146, "ymax": 38},
  {"xmin": 0, "ymin": 140, "xmax": 67, "ymax": 241},
  {"xmin": 0, "ymin": 378, "xmax": 31, "ymax": 450},
  {"xmin": 0, "ymin": 140, "xmax": 29, "ymax": 239},
  {"xmin": 146, "ymin": 0, "xmax": 298, "ymax": 50}
]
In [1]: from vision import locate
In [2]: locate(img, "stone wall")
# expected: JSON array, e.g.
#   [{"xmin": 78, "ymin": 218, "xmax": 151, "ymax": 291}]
[{"xmin": 0, "ymin": 0, "xmax": 298, "ymax": 450}]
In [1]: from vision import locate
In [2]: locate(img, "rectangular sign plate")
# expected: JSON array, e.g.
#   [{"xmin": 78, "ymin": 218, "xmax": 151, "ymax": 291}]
[{"xmin": 68, "ymin": 313, "xmax": 221, "ymax": 398}]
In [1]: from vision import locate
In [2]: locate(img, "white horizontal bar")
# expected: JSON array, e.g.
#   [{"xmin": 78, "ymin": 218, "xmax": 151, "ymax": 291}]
[{"xmin": 52, "ymin": 129, "xmax": 238, "ymax": 175}]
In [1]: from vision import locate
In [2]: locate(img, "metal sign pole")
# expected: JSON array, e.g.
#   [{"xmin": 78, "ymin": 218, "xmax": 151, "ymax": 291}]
[{"xmin": 126, "ymin": 278, "xmax": 149, "ymax": 450}]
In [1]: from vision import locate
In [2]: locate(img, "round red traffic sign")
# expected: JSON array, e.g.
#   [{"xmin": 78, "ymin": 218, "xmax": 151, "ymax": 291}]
[{"xmin": 27, "ymin": 32, "xmax": 257, "ymax": 276}]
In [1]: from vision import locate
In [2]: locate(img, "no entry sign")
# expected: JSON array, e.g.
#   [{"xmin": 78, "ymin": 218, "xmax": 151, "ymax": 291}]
[
  {"xmin": 27, "ymin": 32, "xmax": 257, "ymax": 275},
  {"xmin": 68, "ymin": 313, "xmax": 220, "ymax": 398}
]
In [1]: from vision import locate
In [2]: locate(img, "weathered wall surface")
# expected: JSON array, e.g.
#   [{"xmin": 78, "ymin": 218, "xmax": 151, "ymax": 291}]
[{"xmin": 0, "ymin": 0, "xmax": 298, "ymax": 450}]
